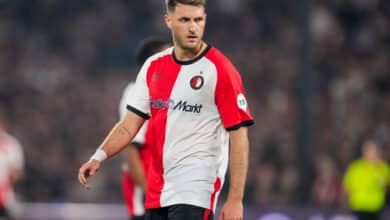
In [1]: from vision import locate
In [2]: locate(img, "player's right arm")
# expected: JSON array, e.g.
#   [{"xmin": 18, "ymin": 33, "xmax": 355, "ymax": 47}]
[
  {"xmin": 78, "ymin": 111, "xmax": 145, "ymax": 189},
  {"xmin": 119, "ymin": 83, "xmax": 148, "ymax": 191},
  {"xmin": 79, "ymin": 49, "xmax": 154, "ymax": 189}
]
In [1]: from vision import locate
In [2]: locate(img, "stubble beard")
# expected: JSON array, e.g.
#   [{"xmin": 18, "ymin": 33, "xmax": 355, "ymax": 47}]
[{"xmin": 175, "ymin": 33, "xmax": 202, "ymax": 54}]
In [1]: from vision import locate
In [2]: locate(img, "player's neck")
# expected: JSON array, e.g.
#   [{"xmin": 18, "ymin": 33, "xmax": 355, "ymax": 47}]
[{"xmin": 174, "ymin": 41, "xmax": 207, "ymax": 61}]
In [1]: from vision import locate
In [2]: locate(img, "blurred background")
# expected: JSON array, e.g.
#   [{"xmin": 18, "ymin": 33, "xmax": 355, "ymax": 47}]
[{"xmin": 0, "ymin": 0, "xmax": 389, "ymax": 219}]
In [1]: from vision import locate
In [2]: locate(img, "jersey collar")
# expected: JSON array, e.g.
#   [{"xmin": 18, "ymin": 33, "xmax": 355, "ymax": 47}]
[{"xmin": 172, "ymin": 45, "xmax": 212, "ymax": 65}]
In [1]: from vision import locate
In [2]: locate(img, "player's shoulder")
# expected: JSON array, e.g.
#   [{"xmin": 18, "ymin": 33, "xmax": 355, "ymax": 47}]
[
  {"xmin": 206, "ymin": 46, "xmax": 231, "ymax": 63},
  {"xmin": 146, "ymin": 47, "xmax": 173, "ymax": 63},
  {"xmin": 122, "ymin": 81, "xmax": 136, "ymax": 97},
  {"xmin": 139, "ymin": 47, "xmax": 173, "ymax": 72},
  {"xmin": 206, "ymin": 46, "xmax": 238, "ymax": 74}
]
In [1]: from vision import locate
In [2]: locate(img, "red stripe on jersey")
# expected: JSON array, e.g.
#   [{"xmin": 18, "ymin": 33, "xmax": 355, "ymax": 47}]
[
  {"xmin": 205, "ymin": 48, "xmax": 254, "ymax": 129},
  {"xmin": 204, "ymin": 177, "xmax": 221, "ymax": 220},
  {"xmin": 144, "ymin": 55, "xmax": 182, "ymax": 209},
  {"xmin": 139, "ymin": 141, "xmax": 152, "ymax": 176},
  {"xmin": 122, "ymin": 171, "xmax": 136, "ymax": 216},
  {"xmin": 203, "ymin": 209, "xmax": 211, "ymax": 220}
]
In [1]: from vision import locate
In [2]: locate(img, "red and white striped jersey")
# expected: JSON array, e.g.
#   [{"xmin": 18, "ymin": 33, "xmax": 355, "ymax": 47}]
[{"xmin": 127, "ymin": 45, "xmax": 254, "ymax": 211}]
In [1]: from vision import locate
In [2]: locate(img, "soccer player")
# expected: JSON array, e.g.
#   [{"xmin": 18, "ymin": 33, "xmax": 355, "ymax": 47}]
[
  {"xmin": 0, "ymin": 110, "xmax": 24, "ymax": 220},
  {"xmin": 78, "ymin": 0, "xmax": 254, "ymax": 219},
  {"xmin": 119, "ymin": 38, "xmax": 170, "ymax": 220}
]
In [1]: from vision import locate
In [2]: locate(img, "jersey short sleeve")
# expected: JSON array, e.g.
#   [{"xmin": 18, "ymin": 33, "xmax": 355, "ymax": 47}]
[
  {"xmin": 119, "ymin": 82, "xmax": 135, "ymax": 120},
  {"xmin": 213, "ymin": 54, "xmax": 254, "ymax": 130},
  {"xmin": 119, "ymin": 82, "xmax": 147, "ymax": 145},
  {"xmin": 126, "ymin": 60, "xmax": 152, "ymax": 119}
]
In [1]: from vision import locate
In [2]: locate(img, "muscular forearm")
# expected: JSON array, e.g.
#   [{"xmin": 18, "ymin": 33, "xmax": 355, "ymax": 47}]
[
  {"xmin": 97, "ymin": 112, "xmax": 145, "ymax": 159},
  {"xmin": 79, "ymin": 112, "xmax": 145, "ymax": 189},
  {"xmin": 98, "ymin": 121, "xmax": 135, "ymax": 159},
  {"xmin": 227, "ymin": 127, "xmax": 249, "ymax": 201}
]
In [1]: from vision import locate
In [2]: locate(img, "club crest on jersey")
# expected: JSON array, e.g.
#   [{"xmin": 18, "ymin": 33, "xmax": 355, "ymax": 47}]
[
  {"xmin": 190, "ymin": 75, "xmax": 204, "ymax": 90},
  {"xmin": 237, "ymin": 93, "xmax": 248, "ymax": 111}
]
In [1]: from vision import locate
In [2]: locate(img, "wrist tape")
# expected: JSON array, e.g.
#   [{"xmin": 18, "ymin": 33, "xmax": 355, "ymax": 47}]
[{"xmin": 90, "ymin": 149, "xmax": 108, "ymax": 162}]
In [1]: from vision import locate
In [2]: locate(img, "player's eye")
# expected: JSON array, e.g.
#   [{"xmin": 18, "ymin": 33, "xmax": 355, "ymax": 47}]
[
  {"xmin": 179, "ymin": 17, "xmax": 189, "ymax": 23},
  {"xmin": 195, "ymin": 17, "xmax": 204, "ymax": 23}
]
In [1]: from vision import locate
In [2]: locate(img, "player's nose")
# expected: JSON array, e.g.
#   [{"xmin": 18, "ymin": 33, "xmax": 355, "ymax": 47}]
[{"xmin": 188, "ymin": 21, "xmax": 197, "ymax": 33}]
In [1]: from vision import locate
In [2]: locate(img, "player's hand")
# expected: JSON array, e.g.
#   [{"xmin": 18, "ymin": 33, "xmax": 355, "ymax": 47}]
[
  {"xmin": 78, "ymin": 159, "xmax": 101, "ymax": 189},
  {"xmin": 218, "ymin": 199, "xmax": 243, "ymax": 220}
]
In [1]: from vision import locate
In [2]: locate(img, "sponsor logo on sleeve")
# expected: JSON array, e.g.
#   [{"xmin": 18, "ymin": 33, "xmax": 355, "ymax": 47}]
[{"xmin": 237, "ymin": 93, "xmax": 247, "ymax": 111}]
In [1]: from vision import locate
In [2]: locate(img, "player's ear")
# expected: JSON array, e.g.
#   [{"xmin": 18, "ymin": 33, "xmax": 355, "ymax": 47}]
[{"xmin": 164, "ymin": 14, "xmax": 172, "ymax": 29}]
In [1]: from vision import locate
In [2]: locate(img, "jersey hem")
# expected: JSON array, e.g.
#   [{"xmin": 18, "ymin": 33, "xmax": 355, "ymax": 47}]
[
  {"xmin": 145, "ymin": 200, "xmax": 212, "ymax": 211},
  {"xmin": 226, "ymin": 120, "xmax": 255, "ymax": 131},
  {"xmin": 127, "ymin": 105, "xmax": 150, "ymax": 119}
]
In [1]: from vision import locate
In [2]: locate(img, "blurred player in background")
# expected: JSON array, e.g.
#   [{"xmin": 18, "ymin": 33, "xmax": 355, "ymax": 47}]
[
  {"xmin": 119, "ymin": 38, "xmax": 170, "ymax": 220},
  {"xmin": 0, "ymin": 110, "xmax": 24, "ymax": 220},
  {"xmin": 343, "ymin": 139, "xmax": 390, "ymax": 220},
  {"xmin": 78, "ymin": 0, "xmax": 254, "ymax": 219}
]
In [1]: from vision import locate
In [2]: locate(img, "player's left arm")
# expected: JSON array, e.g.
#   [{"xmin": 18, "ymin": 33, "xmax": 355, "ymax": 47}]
[
  {"xmin": 212, "ymin": 53, "xmax": 253, "ymax": 219},
  {"xmin": 219, "ymin": 126, "xmax": 249, "ymax": 220}
]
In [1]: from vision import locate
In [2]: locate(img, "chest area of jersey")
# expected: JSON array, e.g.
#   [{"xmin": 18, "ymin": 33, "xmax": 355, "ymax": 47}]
[{"xmin": 147, "ymin": 62, "xmax": 217, "ymax": 113}]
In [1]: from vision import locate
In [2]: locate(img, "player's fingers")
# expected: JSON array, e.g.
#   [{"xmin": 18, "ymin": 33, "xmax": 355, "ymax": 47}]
[
  {"xmin": 78, "ymin": 163, "xmax": 90, "ymax": 186},
  {"xmin": 78, "ymin": 168, "xmax": 84, "ymax": 183},
  {"xmin": 79, "ymin": 172, "xmax": 91, "ymax": 189},
  {"xmin": 78, "ymin": 169, "xmax": 86, "ymax": 185}
]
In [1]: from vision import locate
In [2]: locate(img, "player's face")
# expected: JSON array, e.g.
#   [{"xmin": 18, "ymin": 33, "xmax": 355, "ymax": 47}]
[
  {"xmin": 165, "ymin": 4, "xmax": 206, "ymax": 52},
  {"xmin": 363, "ymin": 141, "xmax": 382, "ymax": 161}
]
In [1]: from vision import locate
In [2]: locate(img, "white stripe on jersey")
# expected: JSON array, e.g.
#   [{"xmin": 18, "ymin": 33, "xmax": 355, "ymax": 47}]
[
  {"xmin": 160, "ymin": 57, "xmax": 228, "ymax": 210},
  {"xmin": 133, "ymin": 186, "xmax": 145, "ymax": 216}
]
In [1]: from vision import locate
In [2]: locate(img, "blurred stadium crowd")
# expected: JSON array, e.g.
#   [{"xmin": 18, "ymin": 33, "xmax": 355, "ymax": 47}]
[{"xmin": 0, "ymin": 0, "xmax": 389, "ymax": 209}]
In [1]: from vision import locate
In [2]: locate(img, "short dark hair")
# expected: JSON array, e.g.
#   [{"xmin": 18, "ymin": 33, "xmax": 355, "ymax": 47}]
[
  {"xmin": 165, "ymin": 0, "xmax": 206, "ymax": 13},
  {"xmin": 135, "ymin": 37, "xmax": 170, "ymax": 65}
]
